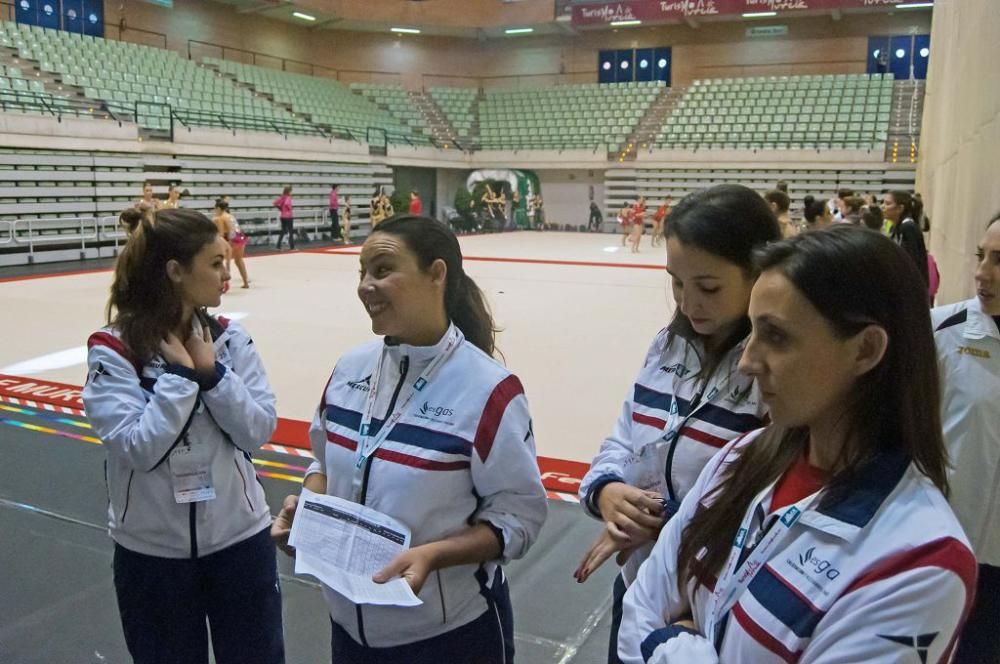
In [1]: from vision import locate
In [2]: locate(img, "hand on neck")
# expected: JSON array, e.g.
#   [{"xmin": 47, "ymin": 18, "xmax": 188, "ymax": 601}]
[{"xmin": 175, "ymin": 305, "xmax": 195, "ymax": 341}]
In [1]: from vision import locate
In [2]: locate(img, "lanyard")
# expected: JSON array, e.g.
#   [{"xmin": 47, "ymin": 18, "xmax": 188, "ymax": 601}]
[
  {"xmin": 704, "ymin": 484, "xmax": 822, "ymax": 643},
  {"xmin": 355, "ymin": 326, "xmax": 461, "ymax": 470},
  {"xmin": 661, "ymin": 340, "xmax": 747, "ymax": 442}
]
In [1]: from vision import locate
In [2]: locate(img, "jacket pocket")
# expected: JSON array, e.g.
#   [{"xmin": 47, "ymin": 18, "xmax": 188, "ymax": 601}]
[
  {"xmin": 119, "ymin": 470, "xmax": 135, "ymax": 524},
  {"xmin": 233, "ymin": 453, "xmax": 255, "ymax": 512},
  {"xmin": 435, "ymin": 569, "xmax": 447, "ymax": 625}
]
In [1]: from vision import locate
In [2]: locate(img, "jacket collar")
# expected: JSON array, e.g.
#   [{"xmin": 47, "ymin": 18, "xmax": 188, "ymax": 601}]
[
  {"xmin": 798, "ymin": 448, "xmax": 910, "ymax": 542},
  {"xmin": 384, "ymin": 322, "xmax": 462, "ymax": 364},
  {"xmin": 963, "ymin": 298, "xmax": 1000, "ymax": 342}
]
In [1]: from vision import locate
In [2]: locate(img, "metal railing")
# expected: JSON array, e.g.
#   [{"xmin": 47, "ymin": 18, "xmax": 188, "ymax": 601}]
[
  {"xmin": 0, "ymin": 89, "xmax": 120, "ymax": 124},
  {"xmin": 170, "ymin": 107, "xmax": 337, "ymax": 140},
  {"xmin": 11, "ymin": 216, "xmax": 100, "ymax": 255},
  {"xmin": 1, "ymin": 208, "xmax": 377, "ymax": 264},
  {"xmin": 188, "ymin": 40, "xmax": 339, "ymax": 79},
  {"xmin": 3, "ymin": 215, "xmax": 136, "ymax": 263}
]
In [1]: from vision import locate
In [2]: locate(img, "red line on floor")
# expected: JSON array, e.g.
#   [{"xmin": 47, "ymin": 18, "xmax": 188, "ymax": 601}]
[
  {"xmin": 0, "ymin": 248, "xmax": 302, "ymax": 283},
  {"xmin": 317, "ymin": 248, "xmax": 664, "ymax": 270},
  {"xmin": 0, "ymin": 266, "xmax": 113, "ymax": 283}
]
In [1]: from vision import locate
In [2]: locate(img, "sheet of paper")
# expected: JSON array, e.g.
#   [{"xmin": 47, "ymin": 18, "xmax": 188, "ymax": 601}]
[
  {"xmin": 289, "ymin": 489, "xmax": 422, "ymax": 607},
  {"xmin": 622, "ymin": 441, "xmax": 669, "ymax": 495}
]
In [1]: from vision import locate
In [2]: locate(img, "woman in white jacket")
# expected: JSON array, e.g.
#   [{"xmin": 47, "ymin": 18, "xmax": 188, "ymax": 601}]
[
  {"xmin": 83, "ymin": 208, "xmax": 283, "ymax": 664},
  {"xmin": 575, "ymin": 185, "xmax": 779, "ymax": 663},
  {"xmin": 271, "ymin": 215, "xmax": 547, "ymax": 663},
  {"xmin": 620, "ymin": 226, "xmax": 976, "ymax": 663},
  {"xmin": 932, "ymin": 212, "xmax": 1000, "ymax": 662}
]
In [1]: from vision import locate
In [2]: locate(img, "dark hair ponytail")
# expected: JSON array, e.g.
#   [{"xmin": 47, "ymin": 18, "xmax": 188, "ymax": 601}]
[
  {"xmin": 803, "ymin": 195, "xmax": 827, "ymax": 224},
  {"xmin": 374, "ymin": 215, "xmax": 497, "ymax": 356},
  {"xmin": 889, "ymin": 190, "xmax": 915, "ymax": 221}
]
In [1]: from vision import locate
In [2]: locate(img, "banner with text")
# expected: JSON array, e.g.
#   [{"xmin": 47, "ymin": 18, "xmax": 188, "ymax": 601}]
[{"xmin": 572, "ymin": 0, "xmax": 930, "ymax": 26}]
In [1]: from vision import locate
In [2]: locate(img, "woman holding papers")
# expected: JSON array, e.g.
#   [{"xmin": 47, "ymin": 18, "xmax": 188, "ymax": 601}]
[
  {"xmin": 575, "ymin": 185, "xmax": 777, "ymax": 664},
  {"xmin": 83, "ymin": 208, "xmax": 284, "ymax": 664},
  {"xmin": 272, "ymin": 215, "xmax": 547, "ymax": 663},
  {"xmin": 618, "ymin": 227, "xmax": 975, "ymax": 663}
]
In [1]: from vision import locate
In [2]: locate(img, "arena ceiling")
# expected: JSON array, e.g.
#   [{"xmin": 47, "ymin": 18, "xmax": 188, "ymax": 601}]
[{"xmin": 209, "ymin": 0, "xmax": 932, "ymax": 37}]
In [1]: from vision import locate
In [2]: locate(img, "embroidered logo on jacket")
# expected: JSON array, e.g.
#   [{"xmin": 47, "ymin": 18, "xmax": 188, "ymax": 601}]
[
  {"xmin": 347, "ymin": 375, "xmax": 371, "ymax": 392},
  {"xmin": 659, "ymin": 362, "xmax": 690, "ymax": 377},
  {"xmin": 414, "ymin": 401, "xmax": 455, "ymax": 426},
  {"xmin": 958, "ymin": 346, "xmax": 991, "ymax": 359},
  {"xmin": 797, "ymin": 546, "xmax": 841, "ymax": 580},
  {"xmin": 419, "ymin": 402, "xmax": 454, "ymax": 418},
  {"xmin": 877, "ymin": 632, "xmax": 938, "ymax": 663}
]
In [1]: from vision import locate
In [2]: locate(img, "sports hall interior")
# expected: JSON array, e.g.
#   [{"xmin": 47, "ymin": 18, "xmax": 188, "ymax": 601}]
[{"xmin": 0, "ymin": 0, "xmax": 997, "ymax": 662}]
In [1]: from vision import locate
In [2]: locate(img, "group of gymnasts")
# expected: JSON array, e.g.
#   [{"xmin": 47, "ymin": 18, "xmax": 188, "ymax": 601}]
[{"xmin": 92, "ymin": 182, "xmax": 997, "ymax": 663}]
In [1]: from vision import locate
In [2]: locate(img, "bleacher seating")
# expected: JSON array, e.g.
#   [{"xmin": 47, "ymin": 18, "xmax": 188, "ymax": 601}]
[
  {"xmin": 0, "ymin": 148, "xmax": 391, "ymax": 266},
  {"xmin": 603, "ymin": 165, "xmax": 916, "ymax": 223},
  {"xmin": 657, "ymin": 74, "xmax": 894, "ymax": 150},
  {"xmin": 0, "ymin": 21, "xmax": 305, "ymax": 133},
  {"xmin": 0, "ymin": 23, "xmax": 914, "ymax": 158},
  {"xmin": 349, "ymin": 83, "xmax": 432, "ymax": 145},
  {"xmin": 428, "ymin": 87, "xmax": 477, "ymax": 142},
  {"xmin": 479, "ymin": 81, "xmax": 664, "ymax": 150},
  {"xmin": 207, "ymin": 59, "xmax": 426, "ymax": 144}
]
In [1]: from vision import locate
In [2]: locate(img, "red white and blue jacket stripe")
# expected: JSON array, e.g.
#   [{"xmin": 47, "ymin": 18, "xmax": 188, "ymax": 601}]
[
  {"xmin": 304, "ymin": 324, "xmax": 548, "ymax": 648},
  {"xmin": 619, "ymin": 429, "xmax": 978, "ymax": 664},
  {"xmin": 579, "ymin": 326, "xmax": 767, "ymax": 583},
  {"xmin": 82, "ymin": 316, "xmax": 276, "ymax": 559}
]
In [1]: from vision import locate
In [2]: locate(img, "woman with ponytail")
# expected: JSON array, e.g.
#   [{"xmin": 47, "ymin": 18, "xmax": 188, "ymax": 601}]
[
  {"xmin": 83, "ymin": 208, "xmax": 284, "ymax": 664},
  {"xmin": 272, "ymin": 215, "xmax": 547, "ymax": 663},
  {"xmin": 618, "ymin": 227, "xmax": 975, "ymax": 663}
]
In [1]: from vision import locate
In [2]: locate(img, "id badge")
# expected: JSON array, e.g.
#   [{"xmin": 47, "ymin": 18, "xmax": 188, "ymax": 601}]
[
  {"xmin": 169, "ymin": 444, "xmax": 216, "ymax": 504},
  {"xmin": 622, "ymin": 442, "xmax": 669, "ymax": 495}
]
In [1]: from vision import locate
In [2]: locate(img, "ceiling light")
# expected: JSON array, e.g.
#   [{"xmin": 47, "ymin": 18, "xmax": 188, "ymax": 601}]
[
  {"xmin": 391, "ymin": 27, "xmax": 421, "ymax": 34},
  {"xmin": 742, "ymin": 11, "xmax": 777, "ymax": 18},
  {"xmin": 505, "ymin": 28, "xmax": 533, "ymax": 35},
  {"xmin": 896, "ymin": 2, "xmax": 933, "ymax": 8},
  {"xmin": 610, "ymin": 20, "xmax": 641, "ymax": 26},
  {"xmin": 292, "ymin": 11, "xmax": 315, "ymax": 21}
]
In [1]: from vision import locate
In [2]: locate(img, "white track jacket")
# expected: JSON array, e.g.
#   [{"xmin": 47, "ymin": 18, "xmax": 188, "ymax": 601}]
[
  {"xmin": 933, "ymin": 298, "xmax": 1000, "ymax": 566},
  {"xmin": 82, "ymin": 316, "xmax": 276, "ymax": 558},
  {"xmin": 619, "ymin": 429, "xmax": 977, "ymax": 664},
  {"xmin": 305, "ymin": 324, "xmax": 548, "ymax": 647},
  {"xmin": 579, "ymin": 327, "xmax": 767, "ymax": 583}
]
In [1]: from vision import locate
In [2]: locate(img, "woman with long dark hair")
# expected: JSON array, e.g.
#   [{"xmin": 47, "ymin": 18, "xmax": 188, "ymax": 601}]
[
  {"xmin": 272, "ymin": 215, "xmax": 547, "ymax": 663},
  {"xmin": 576, "ymin": 185, "xmax": 778, "ymax": 663},
  {"xmin": 619, "ymin": 226, "xmax": 976, "ymax": 663},
  {"xmin": 882, "ymin": 190, "xmax": 930, "ymax": 289},
  {"xmin": 83, "ymin": 208, "xmax": 284, "ymax": 663}
]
